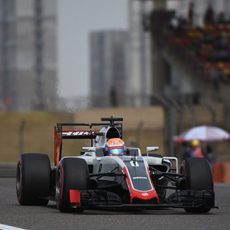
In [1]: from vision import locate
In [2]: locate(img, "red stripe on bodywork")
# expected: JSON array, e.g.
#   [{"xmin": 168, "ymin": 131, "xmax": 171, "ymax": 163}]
[
  {"xmin": 69, "ymin": 189, "xmax": 81, "ymax": 205},
  {"xmin": 124, "ymin": 167, "xmax": 159, "ymax": 203}
]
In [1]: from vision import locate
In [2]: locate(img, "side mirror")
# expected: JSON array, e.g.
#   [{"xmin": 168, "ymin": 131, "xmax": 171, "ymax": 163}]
[
  {"xmin": 146, "ymin": 146, "xmax": 160, "ymax": 157},
  {"xmin": 146, "ymin": 146, "xmax": 159, "ymax": 153}
]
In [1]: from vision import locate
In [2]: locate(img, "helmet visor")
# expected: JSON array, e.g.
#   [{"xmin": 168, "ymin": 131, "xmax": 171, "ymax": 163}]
[{"xmin": 107, "ymin": 147, "xmax": 124, "ymax": 155}]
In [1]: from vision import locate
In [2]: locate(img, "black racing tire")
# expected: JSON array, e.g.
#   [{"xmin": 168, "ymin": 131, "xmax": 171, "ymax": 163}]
[
  {"xmin": 16, "ymin": 153, "xmax": 51, "ymax": 205},
  {"xmin": 180, "ymin": 158, "xmax": 214, "ymax": 213},
  {"xmin": 56, "ymin": 158, "xmax": 89, "ymax": 212}
]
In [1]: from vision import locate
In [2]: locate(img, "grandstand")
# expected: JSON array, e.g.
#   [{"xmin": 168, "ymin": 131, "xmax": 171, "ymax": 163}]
[
  {"xmin": 148, "ymin": 2, "xmax": 230, "ymax": 155},
  {"xmin": 150, "ymin": 7, "xmax": 229, "ymax": 106},
  {"xmin": 166, "ymin": 16, "xmax": 230, "ymax": 100}
]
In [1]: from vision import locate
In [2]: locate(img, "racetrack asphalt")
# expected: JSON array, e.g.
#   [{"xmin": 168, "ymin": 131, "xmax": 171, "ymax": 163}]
[{"xmin": 0, "ymin": 178, "xmax": 229, "ymax": 230}]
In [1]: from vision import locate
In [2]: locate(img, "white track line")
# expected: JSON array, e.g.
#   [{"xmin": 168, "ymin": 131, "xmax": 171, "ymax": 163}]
[{"xmin": 0, "ymin": 224, "xmax": 26, "ymax": 230}]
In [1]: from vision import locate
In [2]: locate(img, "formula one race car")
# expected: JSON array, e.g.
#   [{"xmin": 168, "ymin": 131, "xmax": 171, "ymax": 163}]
[{"xmin": 16, "ymin": 116, "xmax": 215, "ymax": 213}]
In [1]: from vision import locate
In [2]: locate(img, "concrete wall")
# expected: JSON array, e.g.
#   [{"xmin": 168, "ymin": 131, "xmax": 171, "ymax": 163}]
[
  {"xmin": 0, "ymin": 106, "xmax": 228, "ymax": 163},
  {"xmin": 75, "ymin": 106, "xmax": 165, "ymax": 153}
]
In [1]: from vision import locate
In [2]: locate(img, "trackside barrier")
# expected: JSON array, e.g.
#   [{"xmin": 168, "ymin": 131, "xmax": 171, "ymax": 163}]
[
  {"xmin": 223, "ymin": 162, "xmax": 230, "ymax": 183},
  {"xmin": 0, "ymin": 164, "xmax": 17, "ymax": 178},
  {"xmin": 213, "ymin": 162, "xmax": 230, "ymax": 183}
]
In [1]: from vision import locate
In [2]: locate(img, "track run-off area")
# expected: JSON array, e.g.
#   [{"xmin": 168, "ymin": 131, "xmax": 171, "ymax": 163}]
[{"xmin": 0, "ymin": 178, "xmax": 230, "ymax": 230}]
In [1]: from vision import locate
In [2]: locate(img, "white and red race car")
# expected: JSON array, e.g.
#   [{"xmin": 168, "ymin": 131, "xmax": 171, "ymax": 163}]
[{"xmin": 16, "ymin": 116, "xmax": 215, "ymax": 213}]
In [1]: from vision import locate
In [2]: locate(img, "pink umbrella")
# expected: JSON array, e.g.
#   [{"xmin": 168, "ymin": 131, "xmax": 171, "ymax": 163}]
[{"xmin": 174, "ymin": 125, "xmax": 230, "ymax": 142}]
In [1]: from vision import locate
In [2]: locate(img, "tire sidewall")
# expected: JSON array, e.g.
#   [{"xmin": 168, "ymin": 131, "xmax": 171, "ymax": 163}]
[
  {"xmin": 181, "ymin": 158, "xmax": 213, "ymax": 191},
  {"xmin": 56, "ymin": 158, "xmax": 89, "ymax": 212},
  {"xmin": 180, "ymin": 158, "xmax": 214, "ymax": 213},
  {"xmin": 16, "ymin": 153, "xmax": 51, "ymax": 205}
]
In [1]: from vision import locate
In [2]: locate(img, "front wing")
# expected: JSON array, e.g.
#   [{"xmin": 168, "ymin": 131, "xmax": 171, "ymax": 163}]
[{"xmin": 69, "ymin": 189, "xmax": 215, "ymax": 211}]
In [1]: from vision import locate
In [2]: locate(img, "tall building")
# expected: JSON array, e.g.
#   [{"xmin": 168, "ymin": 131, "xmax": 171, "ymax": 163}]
[
  {"xmin": 0, "ymin": 0, "xmax": 16, "ymax": 109},
  {"xmin": 90, "ymin": 30, "xmax": 129, "ymax": 108},
  {"xmin": 127, "ymin": 0, "xmax": 153, "ymax": 107},
  {"xmin": 0, "ymin": 0, "xmax": 57, "ymax": 111}
]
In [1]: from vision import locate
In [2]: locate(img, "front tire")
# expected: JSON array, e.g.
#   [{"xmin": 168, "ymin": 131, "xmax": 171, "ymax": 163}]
[
  {"xmin": 16, "ymin": 153, "xmax": 51, "ymax": 205},
  {"xmin": 180, "ymin": 158, "xmax": 214, "ymax": 213},
  {"xmin": 56, "ymin": 158, "xmax": 89, "ymax": 212}
]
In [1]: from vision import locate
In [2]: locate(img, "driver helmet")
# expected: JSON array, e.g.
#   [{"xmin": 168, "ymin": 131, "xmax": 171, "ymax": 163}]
[{"xmin": 105, "ymin": 138, "xmax": 126, "ymax": 156}]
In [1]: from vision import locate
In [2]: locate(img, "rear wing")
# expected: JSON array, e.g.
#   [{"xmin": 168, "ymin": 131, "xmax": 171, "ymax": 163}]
[
  {"xmin": 60, "ymin": 125, "xmax": 104, "ymax": 140},
  {"xmin": 54, "ymin": 116, "xmax": 123, "ymax": 165},
  {"xmin": 54, "ymin": 123, "xmax": 103, "ymax": 165}
]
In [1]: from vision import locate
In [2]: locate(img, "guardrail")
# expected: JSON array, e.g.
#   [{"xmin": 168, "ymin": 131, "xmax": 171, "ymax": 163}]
[{"xmin": 0, "ymin": 163, "xmax": 17, "ymax": 178}]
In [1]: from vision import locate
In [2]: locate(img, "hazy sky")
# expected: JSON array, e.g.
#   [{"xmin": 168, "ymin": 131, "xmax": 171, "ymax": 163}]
[{"xmin": 58, "ymin": 0, "xmax": 128, "ymax": 98}]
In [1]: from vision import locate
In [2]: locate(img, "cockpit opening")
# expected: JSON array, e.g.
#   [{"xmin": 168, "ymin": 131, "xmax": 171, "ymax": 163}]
[{"xmin": 106, "ymin": 127, "xmax": 121, "ymax": 139}]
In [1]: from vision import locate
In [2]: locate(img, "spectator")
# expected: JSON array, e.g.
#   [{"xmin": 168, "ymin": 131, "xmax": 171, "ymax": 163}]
[
  {"xmin": 189, "ymin": 139, "xmax": 205, "ymax": 158},
  {"xmin": 204, "ymin": 4, "xmax": 215, "ymax": 25},
  {"xmin": 217, "ymin": 12, "xmax": 226, "ymax": 24},
  {"xmin": 214, "ymin": 32, "xmax": 228, "ymax": 49}
]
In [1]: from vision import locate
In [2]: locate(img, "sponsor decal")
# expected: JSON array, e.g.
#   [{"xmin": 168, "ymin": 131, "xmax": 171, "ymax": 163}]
[
  {"xmin": 133, "ymin": 177, "xmax": 147, "ymax": 180},
  {"xmin": 141, "ymin": 192, "xmax": 149, "ymax": 197},
  {"xmin": 62, "ymin": 131, "xmax": 95, "ymax": 136}
]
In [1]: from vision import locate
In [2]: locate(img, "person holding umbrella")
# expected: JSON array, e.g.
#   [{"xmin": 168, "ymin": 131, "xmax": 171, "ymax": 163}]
[
  {"xmin": 176, "ymin": 125, "xmax": 229, "ymax": 164},
  {"xmin": 183, "ymin": 139, "xmax": 205, "ymax": 160},
  {"xmin": 190, "ymin": 139, "xmax": 205, "ymax": 158}
]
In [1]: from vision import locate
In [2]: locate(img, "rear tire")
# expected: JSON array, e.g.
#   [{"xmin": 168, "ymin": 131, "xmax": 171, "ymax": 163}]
[
  {"xmin": 180, "ymin": 158, "xmax": 214, "ymax": 213},
  {"xmin": 56, "ymin": 158, "xmax": 89, "ymax": 212},
  {"xmin": 16, "ymin": 153, "xmax": 51, "ymax": 205}
]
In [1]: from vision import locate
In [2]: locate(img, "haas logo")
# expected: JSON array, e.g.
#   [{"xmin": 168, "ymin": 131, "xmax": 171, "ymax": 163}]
[{"xmin": 62, "ymin": 131, "xmax": 95, "ymax": 136}]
